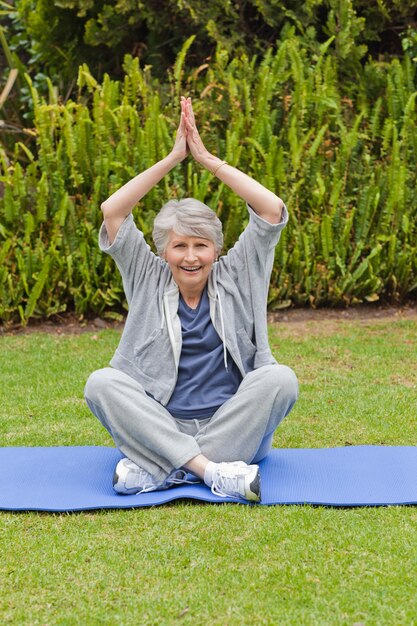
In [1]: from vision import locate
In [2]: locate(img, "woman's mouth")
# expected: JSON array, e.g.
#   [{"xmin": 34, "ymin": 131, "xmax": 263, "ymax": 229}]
[{"xmin": 180, "ymin": 266, "xmax": 202, "ymax": 273}]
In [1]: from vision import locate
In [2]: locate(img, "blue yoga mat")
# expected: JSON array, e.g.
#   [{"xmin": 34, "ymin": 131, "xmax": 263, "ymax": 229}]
[{"xmin": 1, "ymin": 445, "xmax": 416, "ymax": 511}]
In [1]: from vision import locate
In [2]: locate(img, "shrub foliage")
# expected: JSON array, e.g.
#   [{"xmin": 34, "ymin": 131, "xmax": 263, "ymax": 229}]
[
  {"xmin": 3, "ymin": 0, "xmax": 416, "ymax": 87},
  {"xmin": 0, "ymin": 37, "xmax": 416, "ymax": 324}
]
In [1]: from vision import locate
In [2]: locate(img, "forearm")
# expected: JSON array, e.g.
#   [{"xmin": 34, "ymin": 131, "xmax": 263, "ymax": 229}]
[
  {"xmin": 100, "ymin": 153, "xmax": 182, "ymax": 244},
  {"xmin": 200, "ymin": 155, "xmax": 284, "ymax": 224},
  {"xmin": 101, "ymin": 152, "xmax": 180, "ymax": 220},
  {"xmin": 182, "ymin": 97, "xmax": 283, "ymax": 224}
]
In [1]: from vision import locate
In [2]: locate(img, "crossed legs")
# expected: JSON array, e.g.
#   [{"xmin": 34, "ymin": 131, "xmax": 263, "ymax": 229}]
[{"xmin": 84, "ymin": 363, "xmax": 298, "ymax": 485}]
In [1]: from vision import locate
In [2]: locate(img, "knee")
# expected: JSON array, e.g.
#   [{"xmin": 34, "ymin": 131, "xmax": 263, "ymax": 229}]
[
  {"xmin": 84, "ymin": 367, "xmax": 118, "ymax": 404},
  {"xmin": 278, "ymin": 364, "xmax": 299, "ymax": 403},
  {"xmin": 263, "ymin": 364, "xmax": 299, "ymax": 403}
]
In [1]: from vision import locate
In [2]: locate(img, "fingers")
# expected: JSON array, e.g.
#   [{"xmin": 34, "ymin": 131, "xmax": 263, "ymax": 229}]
[
  {"xmin": 177, "ymin": 109, "xmax": 188, "ymax": 144},
  {"xmin": 179, "ymin": 96, "xmax": 206, "ymax": 161},
  {"xmin": 180, "ymin": 96, "xmax": 196, "ymax": 126},
  {"xmin": 187, "ymin": 98, "xmax": 196, "ymax": 126},
  {"xmin": 185, "ymin": 97, "xmax": 193, "ymax": 120},
  {"xmin": 180, "ymin": 96, "xmax": 192, "ymax": 124}
]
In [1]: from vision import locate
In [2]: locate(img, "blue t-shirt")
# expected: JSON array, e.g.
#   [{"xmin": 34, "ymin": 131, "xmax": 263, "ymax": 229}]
[{"xmin": 166, "ymin": 288, "xmax": 242, "ymax": 419}]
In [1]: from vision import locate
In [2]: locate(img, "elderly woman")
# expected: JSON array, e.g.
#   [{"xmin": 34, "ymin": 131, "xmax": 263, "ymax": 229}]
[{"xmin": 84, "ymin": 97, "xmax": 298, "ymax": 502}]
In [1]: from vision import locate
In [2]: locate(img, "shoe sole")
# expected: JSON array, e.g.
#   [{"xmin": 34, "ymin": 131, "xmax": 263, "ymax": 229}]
[{"xmin": 248, "ymin": 469, "xmax": 261, "ymax": 502}]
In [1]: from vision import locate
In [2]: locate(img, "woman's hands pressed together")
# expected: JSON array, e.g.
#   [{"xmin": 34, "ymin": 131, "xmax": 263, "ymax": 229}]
[
  {"xmin": 180, "ymin": 96, "xmax": 211, "ymax": 166},
  {"xmin": 170, "ymin": 96, "xmax": 215, "ymax": 170},
  {"xmin": 170, "ymin": 96, "xmax": 223, "ymax": 175}
]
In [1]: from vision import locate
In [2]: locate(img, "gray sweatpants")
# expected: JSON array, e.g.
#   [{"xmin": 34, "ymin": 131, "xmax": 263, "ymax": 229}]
[{"xmin": 84, "ymin": 364, "xmax": 298, "ymax": 484}]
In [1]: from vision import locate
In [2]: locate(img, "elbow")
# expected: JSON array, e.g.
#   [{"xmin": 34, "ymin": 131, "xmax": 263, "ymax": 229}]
[
  {"xmin": 101, "ymin": 200, "xmax": 119, "ymax": 221},
  {"xmin": 266, "ymin": 194, "xmax": 285, "ymax": 224},
  {"xmin": 271, "ymin": 195, "xmax": 285, "ymax": 224},
  {"xmin": 251, "ymin": 193, "xmax": 285, "ymax": 225}
]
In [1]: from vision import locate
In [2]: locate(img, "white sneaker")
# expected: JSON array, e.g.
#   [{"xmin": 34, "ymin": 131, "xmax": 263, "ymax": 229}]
[
  {"xmin": 113, "ymin": 458, "xmax": 197, "ymax": 495},
  {"xmin": 210, "ymin": 461, "xmax": 261, "ymax": 502}
]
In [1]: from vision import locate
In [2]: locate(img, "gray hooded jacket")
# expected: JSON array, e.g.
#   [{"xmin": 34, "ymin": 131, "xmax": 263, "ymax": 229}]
[{"xmin": 99, "ymin": 203, "xmax": 288, "ymax": 406}]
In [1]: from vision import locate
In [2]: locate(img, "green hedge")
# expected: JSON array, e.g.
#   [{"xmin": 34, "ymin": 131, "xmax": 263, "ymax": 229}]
[{"xmin": 1, "ymin": 38, "xmax": 416, "ymax": 324}]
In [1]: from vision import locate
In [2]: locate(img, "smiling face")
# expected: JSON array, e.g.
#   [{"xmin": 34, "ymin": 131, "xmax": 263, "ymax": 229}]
[{"xmin": 164, "ymin": 231, "xmax": 217, "ymax": 297}]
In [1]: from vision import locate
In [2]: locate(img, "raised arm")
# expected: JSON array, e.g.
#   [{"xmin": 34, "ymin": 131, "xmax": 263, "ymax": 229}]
[
  {"xmin": 182, "ymin": 97, "xmax": 284, "ymax": 224},
  {"xmin": 101, "ymin": 105, "xmax": 189, "ymax": 244}
]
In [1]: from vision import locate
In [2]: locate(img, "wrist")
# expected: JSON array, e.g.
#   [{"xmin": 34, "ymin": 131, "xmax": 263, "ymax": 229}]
[
  {"xmin": 166, "ymin": 151, "xmax": 185, "ymax": 168},
  {"xmin": 199, "ymin": 153, "xmax": 223, "ymax": 172},
  {"xmin": 212, "ymin": 160, "xmax": 227, "ymax": 176}
]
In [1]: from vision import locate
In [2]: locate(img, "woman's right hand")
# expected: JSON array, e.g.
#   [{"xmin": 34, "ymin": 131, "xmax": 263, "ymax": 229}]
[{"xmin": 170, "ymin": 99, "xmax": 189, "ymax": 164}]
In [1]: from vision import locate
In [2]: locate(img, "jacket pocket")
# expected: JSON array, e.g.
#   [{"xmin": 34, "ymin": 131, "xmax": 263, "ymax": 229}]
[
  {"xmin": 236, "ymin": 327, "xmax": 256, "ymax": 372},
  {"xmin": 133, "ymin": 329, "xmax": 173, "ymax": 379}
]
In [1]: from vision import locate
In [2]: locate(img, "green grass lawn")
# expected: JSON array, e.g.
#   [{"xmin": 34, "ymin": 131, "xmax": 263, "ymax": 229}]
[{"xmin": 1, "ymin": 316, "xmax": 417, "ymax": 625}]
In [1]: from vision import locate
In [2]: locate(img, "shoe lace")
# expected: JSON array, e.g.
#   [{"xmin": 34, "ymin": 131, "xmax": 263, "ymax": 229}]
[
  {"xmin": 164, "ymin": 470, "xmax": 200, "ymax": 487},
  {"xmin": 211, "ymin": 466, "xmax": 240, "ymax": 499},
  {"xmin": 138, "ymin": 482, "xmax": 160, "ymax": 494},
  {"xmin": 135, "ymin": 469, "xmax": 161, "ymax": 494},
  {"xmin": 136, "ymin": 470, "xmax": 200, "ymax": 494}
]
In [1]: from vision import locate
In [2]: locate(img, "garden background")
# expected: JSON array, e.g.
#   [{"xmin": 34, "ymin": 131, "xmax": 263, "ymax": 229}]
[{"xmin": 1, "ymin": 0, "xmax": 416, "ymax": 326}]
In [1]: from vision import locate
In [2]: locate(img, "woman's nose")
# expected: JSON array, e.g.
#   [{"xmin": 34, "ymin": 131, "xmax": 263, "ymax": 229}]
[{"xmin": 184, "ymin": 248, "xmax": 197, "ymax": 261}]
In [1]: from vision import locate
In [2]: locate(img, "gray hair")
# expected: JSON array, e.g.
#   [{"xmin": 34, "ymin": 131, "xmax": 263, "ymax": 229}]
[{"xmin": 152, "ymin": 198, "xmax": 223, "ymax": 256}]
